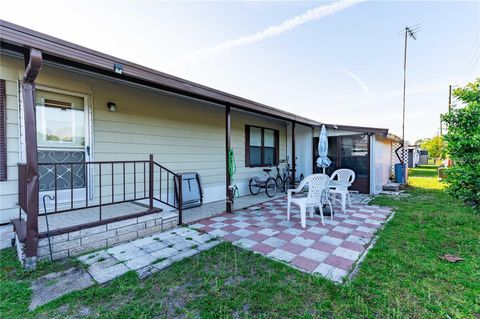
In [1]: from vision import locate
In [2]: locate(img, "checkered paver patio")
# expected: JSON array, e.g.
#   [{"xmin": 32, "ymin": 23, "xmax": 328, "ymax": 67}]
[{"xmin": 189, "ymin": 196, "xmax": 393, "ymax": 283}]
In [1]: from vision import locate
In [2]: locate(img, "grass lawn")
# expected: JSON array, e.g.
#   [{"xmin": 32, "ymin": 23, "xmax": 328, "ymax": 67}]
[{"xmin": 1, "ymin": 166, "xmax": 479, "ymax": 318}]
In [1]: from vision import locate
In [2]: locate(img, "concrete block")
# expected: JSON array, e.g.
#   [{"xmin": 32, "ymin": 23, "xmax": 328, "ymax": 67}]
[
  {"xmin": 145, "ymin": 220, "xmax": 155, "ymax": 228},
  {"xmin": 29, "ymin": 267, "xmax": 94, "ymax": 310},
  {"xmin": 69, "ymin": 240, "xmax": 107, "ymax": 256},
  {"xmin": 80, "ymin": 225, "xmax": 107, "ymax": 236},
  {"xmin": 154, "ymin": 218, "xmax": 164, "ymax": 227},
  {"xmin": 116, "ymin": 223, "xmax": 145, "ymax": 235},
  {"xmin": 107, "ymin": 218, "xmax": 137, "ymax": 230},
  {"xmin": 51, "ymin": 239, "xmax": 81, "ymax": 253},
  {"xmin": 124, "ymin": 254, "xmax": 157, "ymax": 270},
  {"xmin": 197, "ymin": 240, "xmax": 221, "ymax": 251},
  {"xmin": 137, "ymin": 225, "xmax": 163, "ymax": 237},
  {"xmin": 152, "ymin": 259, "xmax": 172, "ymax": 271},
  {"xmin": 68, "ymin": 231, "xmax": 81, "ymax": 240},
  {"xmin": 170, "ymin": 249, "xmax": 199, "ymax": 262},
  {"xmin": 89, "ymin": 262, "xmax": 130, "ymax": 284},
  {"xmin": 106, "ymin": 232, "xmax": 138, "ymax": 246},
  {"xmin": 81, "ymin": 230, "xmax": 117, "ymax": 245},
  {"xmin": 137, "ymin": 213, "xmax": 162, "ymax": 223},
  {"xmin": 78, "ymin": 250, "xmax": 111, "ymax": 266},
  {"xmin": 150, "ymin": 247, "xmax": 178, "ymax": 259},
  {"xmin": 38, "ymin": 233, "xmax": 69, "ymax": 247}
]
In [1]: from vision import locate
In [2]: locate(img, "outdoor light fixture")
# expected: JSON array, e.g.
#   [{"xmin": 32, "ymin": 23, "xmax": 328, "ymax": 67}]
[
  {"xmin": 107, "ymin": 102, "xmax": 117, "ymax": 112},
  {"xmin": 113, "ymin": 63, "xmax": 123, "ymax": 74}
]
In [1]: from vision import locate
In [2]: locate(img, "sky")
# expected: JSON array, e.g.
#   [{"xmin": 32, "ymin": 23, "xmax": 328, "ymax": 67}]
[{"xmin": 1, "ymin": 0, "xmax": 479, "ymax": 143}]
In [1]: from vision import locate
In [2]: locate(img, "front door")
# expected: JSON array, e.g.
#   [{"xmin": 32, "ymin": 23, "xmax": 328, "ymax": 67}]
[
  {"xmin": 313, "ymin": 134, "xmax": 370, "ymax": 193},
  {"xmin": 35, "ymin": 89, "xmax": 90, "ymax": 208}
]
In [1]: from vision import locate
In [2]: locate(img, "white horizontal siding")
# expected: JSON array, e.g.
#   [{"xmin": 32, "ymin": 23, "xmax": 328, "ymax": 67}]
[
  {"xmin": 0, "ymin": 58, "xmax": 290, "ymax": 228},
  {"xmin": 0, "ymin": 54, "xmax": 22, "ymax": 224}
]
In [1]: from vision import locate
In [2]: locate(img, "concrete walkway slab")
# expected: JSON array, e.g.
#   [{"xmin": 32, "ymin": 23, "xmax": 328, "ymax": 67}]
[
  {"xmin": 78, "ymin": 227, "xmax": 221, "ymax": 284},
  {"xmin": 30, "ymin": 267, "xmax": 94, "ymax": 310}
]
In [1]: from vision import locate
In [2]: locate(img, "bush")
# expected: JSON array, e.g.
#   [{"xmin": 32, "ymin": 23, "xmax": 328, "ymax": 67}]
[{"xmin": 441, "ymin": 79, "xmax": 480, "ymax": 209}]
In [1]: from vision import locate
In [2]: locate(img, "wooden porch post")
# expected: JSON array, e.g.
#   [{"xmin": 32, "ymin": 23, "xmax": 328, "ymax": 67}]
[
  {"xmin": 22, "ymin": 48, "xmax": 42, "ymax": 262},
  {"xmin": 291, "ymin": 121, "xmax": 296, "ymax": 183},
  {"xmin": 225, "ymin": 105, "xmax": 232, "ymax": 213}
]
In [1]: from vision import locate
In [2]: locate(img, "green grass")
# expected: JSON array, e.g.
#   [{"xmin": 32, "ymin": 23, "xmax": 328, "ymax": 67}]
[
  {"xmin": 409, "ymin": 165, "xmax": 439, "ymax": 178},
  {"xmin": 1, "ymin": 168, "xmax": 479, "ymax": 318}
]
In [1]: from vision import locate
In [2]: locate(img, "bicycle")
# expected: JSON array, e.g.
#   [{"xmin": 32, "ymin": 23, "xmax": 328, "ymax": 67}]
[
  {"xmin": 248, "ymin": 168, "xmax": 277, "ymax": 197},
  {"xmin": 284, "ymin": 157, "xmax": 304, "ymax": 190},
  {"xmin": 273, "ymin": 162, "xmax": 291, "ymax": 193}
]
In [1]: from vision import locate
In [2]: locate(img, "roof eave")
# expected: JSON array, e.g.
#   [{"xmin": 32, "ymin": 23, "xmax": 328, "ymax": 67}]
[{"xmin": 0, "ymin": 19, "xmax": 321, "ymax": 127}]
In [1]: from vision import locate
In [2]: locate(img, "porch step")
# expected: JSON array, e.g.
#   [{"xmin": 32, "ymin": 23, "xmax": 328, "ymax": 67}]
[{"xmin": 382, "ymin": 183, "xmax": 401, "ymax": 192}]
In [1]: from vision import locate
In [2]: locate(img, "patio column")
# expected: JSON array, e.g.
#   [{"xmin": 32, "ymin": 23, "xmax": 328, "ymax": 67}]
[
  {"xmin": 311, "ymin": 126, "xmax": 315, "ymax": 173},
  {"xmin": 291, "ymin": 121, "xmax": 296, "ymax": 184},
  {"xmin": 225, "ymin": 105, "xmax": 232, "ymax": 213},
  {"xmin": 22, "ymin": 48, "xmax": 43, "ymax": 263}
]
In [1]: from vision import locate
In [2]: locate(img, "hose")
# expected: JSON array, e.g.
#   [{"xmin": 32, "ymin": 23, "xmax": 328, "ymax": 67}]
[
  {"xmin": 228, "ymin": 148, "xmax": 236, "ymax": 177},
  {"xmin": 228, "ymin": 149, "xmax": 239, "ymax": 198}
]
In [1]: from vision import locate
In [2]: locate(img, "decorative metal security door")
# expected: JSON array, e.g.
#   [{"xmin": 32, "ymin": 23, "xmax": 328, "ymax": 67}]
[{"xmin": 35, "ymin": 89, "xmax": 90, "ymax": 207}]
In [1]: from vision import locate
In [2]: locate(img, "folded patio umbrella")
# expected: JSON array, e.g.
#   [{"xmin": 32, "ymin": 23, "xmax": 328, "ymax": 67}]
[{"xmin": 316, "ymin": 125, "xmax": 331, "ymax": 174}]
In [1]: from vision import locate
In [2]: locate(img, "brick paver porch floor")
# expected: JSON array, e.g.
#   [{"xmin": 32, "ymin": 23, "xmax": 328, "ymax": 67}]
[{"xmin": 189, "ymin": 196, "xmax": 393, "ymax": 283}]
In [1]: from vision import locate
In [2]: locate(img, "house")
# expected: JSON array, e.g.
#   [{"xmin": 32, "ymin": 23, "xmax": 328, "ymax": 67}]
[
  {"xmin": 407, "ymin": 145, "xmax": 420, "ymax": 168},
  {"xmin": 0, "ymin": 20, "xmax": 402, "ymax": 266},
  {"xmin": 419, "ymin": 149, "xmax": 429, "ymax": 165}
]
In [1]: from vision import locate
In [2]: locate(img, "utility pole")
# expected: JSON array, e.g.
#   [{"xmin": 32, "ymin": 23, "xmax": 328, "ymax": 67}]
[
  {"xmin": 399, "ymin": 25, "xmax": 419, "ymax": 184},
  {"xmin": 441, "ymin": 85, "xmax": 454, "ymax": 136},
  {"xmin": 440, "ymin": 115, "xmax": 442, "ymax": 136},
  {"xmin": 448, "ymin": 84, "xmax": 452, "ymax": 111}
]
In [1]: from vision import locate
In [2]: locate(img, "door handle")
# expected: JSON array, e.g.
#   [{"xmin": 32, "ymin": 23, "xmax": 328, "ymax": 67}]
[{"xmin": 86, "ymin": 146, "xmax": 90, "ymax": 156}]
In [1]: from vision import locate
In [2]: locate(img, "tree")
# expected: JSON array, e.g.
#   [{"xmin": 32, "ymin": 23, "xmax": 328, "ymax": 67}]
[
  {"xmin": 420, "ymin": 136, "xmax": 446, "ymax": 164},
  {"xmin": 441, "ymin": 79, "xmax": 480, "ymax": 209},
  {"xmin": 414, "ymin": 138, "xmax": 426, "ymax": 145}
]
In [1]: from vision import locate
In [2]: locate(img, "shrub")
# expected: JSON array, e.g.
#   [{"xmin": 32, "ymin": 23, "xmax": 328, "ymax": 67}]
[{"xmin": 441, "ymin": 79, "xmax": 480, "ymax": 209}]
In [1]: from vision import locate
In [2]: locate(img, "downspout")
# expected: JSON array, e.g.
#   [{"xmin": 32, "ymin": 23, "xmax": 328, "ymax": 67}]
[{"xmin": 22, "ymin": 48, "xmax": 42, "ymax": 268}]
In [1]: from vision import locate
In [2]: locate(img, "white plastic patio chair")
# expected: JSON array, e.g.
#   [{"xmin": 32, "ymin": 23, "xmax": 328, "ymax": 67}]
[
  {"xmin": 287, "ymin": 174, "xmax": 333, "ymax": 228},
  {"xmin": 329, "ymin": 169, "xmax": 355, "ymax": 212}
]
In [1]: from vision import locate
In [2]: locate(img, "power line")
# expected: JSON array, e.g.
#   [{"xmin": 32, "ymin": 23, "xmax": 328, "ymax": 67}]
[{"xmin": 463, "ymin": 33, "xmax": 480, "ymax": 83}]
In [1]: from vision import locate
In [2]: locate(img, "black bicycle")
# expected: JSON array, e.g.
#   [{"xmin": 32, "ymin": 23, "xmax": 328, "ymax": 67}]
[
  {"xmin": 249, "ymin": 168, "xmax": 277, "ymax": 197},
  {"xmin": 274, "ymin": 163, "xmax": 291, "ymax": 193},
  {"xmin": 284, "ymin": 160, "xmax": 304, "ymax": 190}
]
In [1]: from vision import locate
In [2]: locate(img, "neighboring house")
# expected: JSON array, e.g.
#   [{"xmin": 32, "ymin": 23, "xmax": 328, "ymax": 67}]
[
  {"xmin": 407, "ymin": 145, "xmax": 420, "ymax": 168},
  {"xmin": 419, "ymin": 150, "xmax": 429, "ymax": 165},
  {"xmin": 0, "ymin": 20, "xmax": 401, "ymax": 264}
]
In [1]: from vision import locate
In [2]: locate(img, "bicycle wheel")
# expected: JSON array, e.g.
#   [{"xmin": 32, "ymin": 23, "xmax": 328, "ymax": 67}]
[
  {"xmin": 249, "ymin": 178, "xmax": 260, "ymax": 195},
  {"xmin": 276, "ymin": 176, "xmax": 285, "ymax": 192},
  {"xmin": 284, "ymin": 176, "xmax": 292, "ymax": 192},
  {"xmin": 265, "ymin": 177, "xmax": 277, "ymax": 197}
]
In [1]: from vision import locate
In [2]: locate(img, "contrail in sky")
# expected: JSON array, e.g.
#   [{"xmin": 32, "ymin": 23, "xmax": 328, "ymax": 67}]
[
  {"xmin": 339, "ymin": 67, "xmax": 377, "ymax": 99},
  {"xmin": 167, "ymin": 0, "xmax": 365, "ymax": 66}
]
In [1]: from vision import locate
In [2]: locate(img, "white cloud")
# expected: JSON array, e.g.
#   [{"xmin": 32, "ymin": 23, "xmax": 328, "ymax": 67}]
[
  {"xmin": 339, "ymin": 67, "xmax": 376, "ymax": 99},
  {"xmin": 167, "ymin": 0, "xmax": 365, "ymax": 66}
]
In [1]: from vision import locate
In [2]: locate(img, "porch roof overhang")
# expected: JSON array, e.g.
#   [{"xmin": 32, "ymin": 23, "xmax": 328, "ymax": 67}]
[
  {"xmin": 320, "ymin": 124, "xmax": 389, "ymax": 136},
  {"xmin": 0, "ymin": 19, "xmax": 322, "ymax": 126}
]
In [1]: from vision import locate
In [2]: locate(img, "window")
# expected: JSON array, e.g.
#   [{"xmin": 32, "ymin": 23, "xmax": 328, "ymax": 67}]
[
  {"xmin": 245, "ymin": 125, "xmax": 279, "ymax": 167},
  {"xmin": 35, "ymin": 90, "xmax": 85, "ymax": 148}
]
